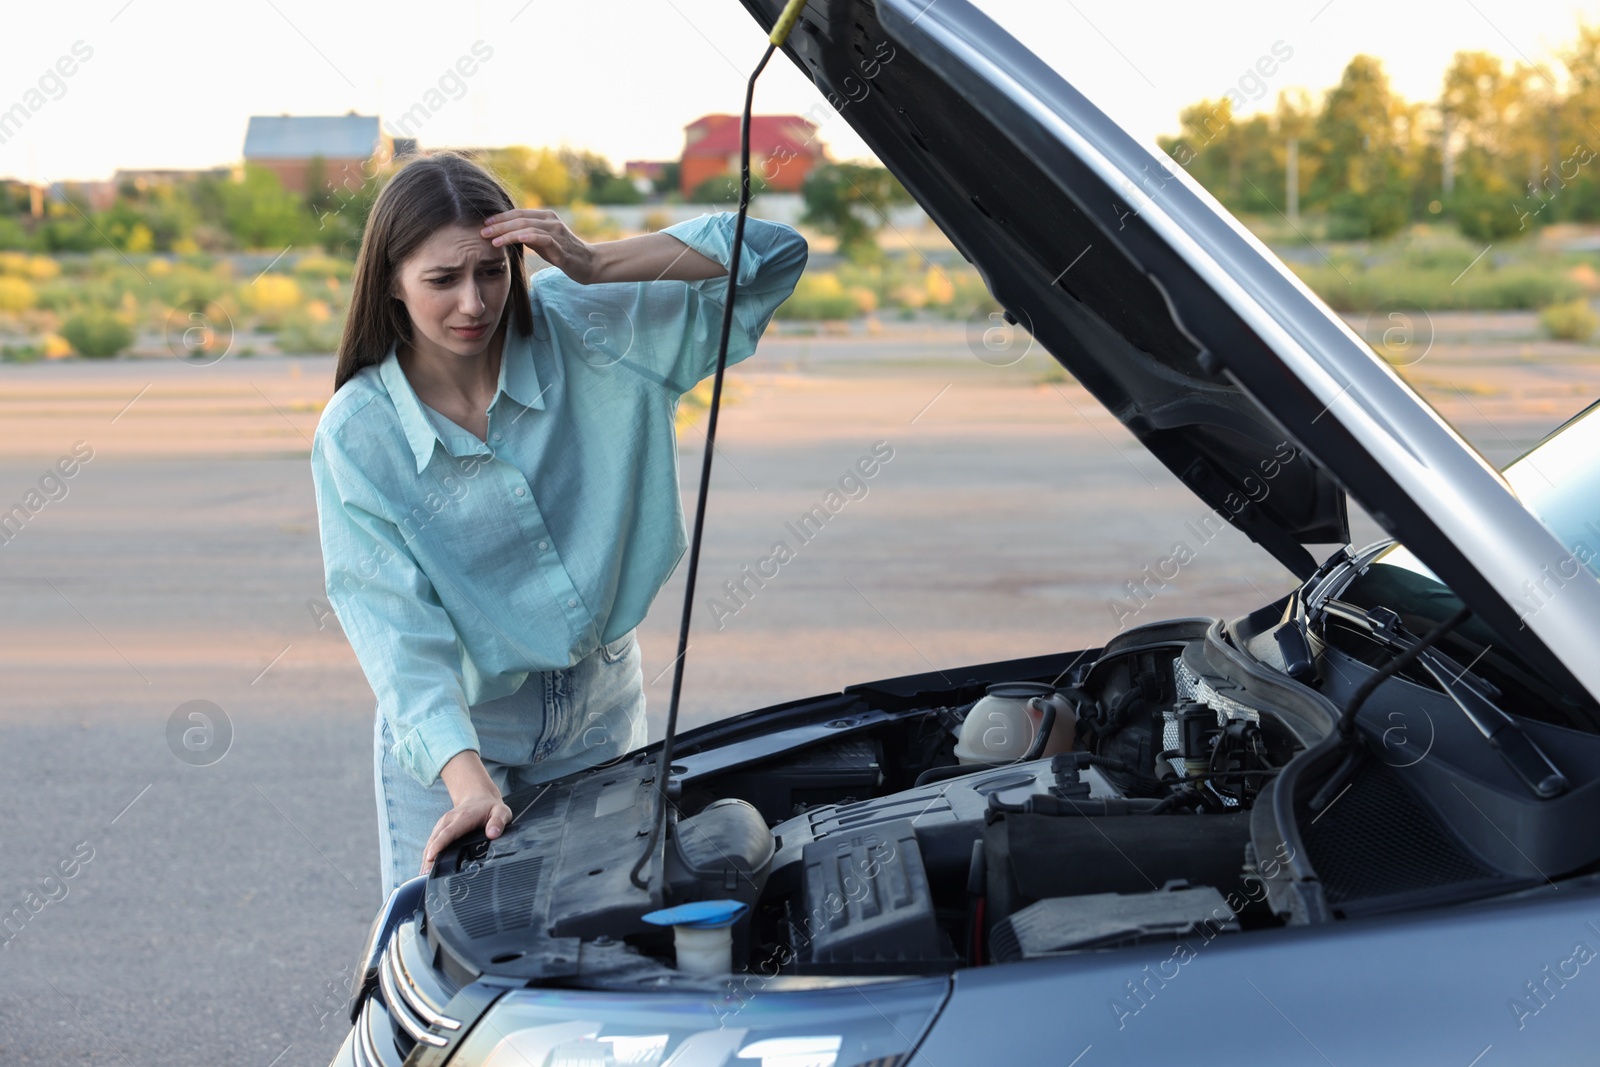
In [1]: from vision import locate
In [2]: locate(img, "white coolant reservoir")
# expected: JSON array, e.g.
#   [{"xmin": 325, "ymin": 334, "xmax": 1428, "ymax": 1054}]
[
  {"xmin": 954, "ymin": 682, "xmax": 1077, "ymax": 764},
  {"xmin": 640, "ymin": 899, "xmax": 749, "ymax": 975}
]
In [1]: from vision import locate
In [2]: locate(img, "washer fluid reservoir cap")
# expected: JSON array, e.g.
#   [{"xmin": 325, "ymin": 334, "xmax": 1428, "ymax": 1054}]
[{"xmin": 641, "ymin": 899, "xmax": 749, "ymax": 930}]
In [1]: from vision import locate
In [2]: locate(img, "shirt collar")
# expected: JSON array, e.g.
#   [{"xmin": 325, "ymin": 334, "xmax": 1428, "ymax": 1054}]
[{"xmin": 379, "ymin": 316, "xmax": 547, "ymax": 474}]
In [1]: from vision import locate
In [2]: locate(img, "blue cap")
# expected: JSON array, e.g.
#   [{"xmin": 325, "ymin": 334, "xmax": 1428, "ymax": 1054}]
[{"xmin": 640, "ymin": 900, "xmax": 748, "ymax": 929}]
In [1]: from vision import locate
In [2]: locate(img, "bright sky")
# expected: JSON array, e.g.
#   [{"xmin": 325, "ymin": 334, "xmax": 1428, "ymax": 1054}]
[{"xmin": 1, "ymin": 0, "xmax": 1593, "ymax": 184}]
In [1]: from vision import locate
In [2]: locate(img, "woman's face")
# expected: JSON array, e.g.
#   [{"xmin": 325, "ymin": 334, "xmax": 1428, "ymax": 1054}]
[{"xmin": 390, "ymin": 221, "xmax": 511, "ymax": 359}]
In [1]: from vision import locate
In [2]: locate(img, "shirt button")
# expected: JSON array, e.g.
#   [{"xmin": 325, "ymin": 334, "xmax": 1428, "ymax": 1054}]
[
  {"xmin": 538, "ymin": 540, "xmax": 549, "ymax": 551},
  {"xmin": 567, "ymin": 598, "xmax": 578, "ymax": 608},
  {"xmin": 514, "ymin": 487, "xmax": 526, "ymax": 497},
  {"xmin": 492, "ymin": 432, "xmax": 502, "ymax": 441}
]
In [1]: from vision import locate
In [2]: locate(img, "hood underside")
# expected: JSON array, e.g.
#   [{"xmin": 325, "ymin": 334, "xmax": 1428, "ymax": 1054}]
[{"xmin": 736, "ymin": 0, "xmax": 1600, "ymax": 703}]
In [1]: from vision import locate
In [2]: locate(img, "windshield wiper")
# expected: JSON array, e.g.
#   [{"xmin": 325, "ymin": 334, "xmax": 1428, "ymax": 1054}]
[{"xmin": 1321, "ymin": 601, "xmax": 1569, "ymax": 799}]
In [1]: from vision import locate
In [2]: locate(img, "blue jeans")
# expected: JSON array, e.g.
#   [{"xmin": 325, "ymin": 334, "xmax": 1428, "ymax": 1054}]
[{"xmin": 373, "ymin": 628, "xmax": 647, "ymax": 900}]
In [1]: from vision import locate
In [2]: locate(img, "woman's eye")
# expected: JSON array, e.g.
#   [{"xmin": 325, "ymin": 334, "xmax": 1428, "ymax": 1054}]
[{"xmin": 428, "ymin": 267, "xmax": 503, "ymax": 287}]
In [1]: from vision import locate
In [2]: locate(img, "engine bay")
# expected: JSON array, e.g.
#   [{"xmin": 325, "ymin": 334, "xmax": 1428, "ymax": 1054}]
[{"xmin": 417, "ymin": 596, "xmax": 1600, "ymax": 994}]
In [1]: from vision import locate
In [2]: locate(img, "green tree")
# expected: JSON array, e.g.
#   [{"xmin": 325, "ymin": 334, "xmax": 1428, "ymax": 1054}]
[
  {"xmin": 0, "ymin": 217, "xmax": 30, "ymax": 251},
  {"xmin": 1159, "ymin": 96, "xmax": 1237, "ymax": 198},
  {"xmin": 1311, "ymin": 55, "xmax": 1415, "ymax": 239},
  {"xmin": 589, "ymin": 176, "xmax": 644, "ymax": 204},
  {"xmin": 1553, "ymin": 25, "xmax": 1600, "ymax": 222},
  {"xmin": 654, "ymin": 162, "xmax": 681, "ymax": 197},
  {"xmin": 37, "ymin": 192, "xmax": 102, "ymax": 253},
  {"xmin": 689, "ymin": 173, "xmax": 770, "ymax": 204},
  {"xmin": 101, "ymin": 181, "xmax": 202, "ymax": 252},
  {"xmin": 800, "ymin": 163, "xmax": 912, "ymax": 261},
  {"xmin": 216, "ymin": 163, "xmax": 317, "ymax": 250},
  {"xmin": 484, "ymin": 146, "xmax": 574, "ymax": 207},
  {"xmin": 1439, "ymin": 50, "xmax": 1541, "ymax": 238}
]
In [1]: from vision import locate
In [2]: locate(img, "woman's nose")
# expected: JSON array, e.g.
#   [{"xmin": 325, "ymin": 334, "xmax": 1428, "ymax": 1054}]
[{"xmin": 459, "ymin": 283, "xmax": 486, "ymax": 315}]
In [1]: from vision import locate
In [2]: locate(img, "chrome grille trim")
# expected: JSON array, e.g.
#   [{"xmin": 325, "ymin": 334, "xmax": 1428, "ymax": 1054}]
[
  {"xmin": 377, "ymin": 944, "xmax": 449, "ymax": 1048},
  {"xmin": 354, "ymin": 996, "xmax": 389, "ymax": 1067},
  {"xmin": 389, "ymin": 927, "xmax": 461, "ymax": 1031}
]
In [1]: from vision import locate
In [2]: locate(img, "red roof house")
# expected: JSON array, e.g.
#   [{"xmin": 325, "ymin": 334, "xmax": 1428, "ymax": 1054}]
[{"xmin": 680, "ymin": 114, "xmax": 825, "ymax": 198}]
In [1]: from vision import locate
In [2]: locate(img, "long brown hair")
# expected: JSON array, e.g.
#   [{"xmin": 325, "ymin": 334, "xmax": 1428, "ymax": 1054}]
[{"xmin": 334, "ymin": 151, "xmax": 533, "ymax": 392}]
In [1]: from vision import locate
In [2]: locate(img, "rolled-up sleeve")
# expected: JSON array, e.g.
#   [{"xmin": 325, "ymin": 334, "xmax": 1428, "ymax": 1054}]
[
  {"xmin": 534, "ymin": 211, "xmax": 808, "ymax": 395},
  {"xmin": 311, "ymin": 431, "xmax": 479, "ymax": 787}
]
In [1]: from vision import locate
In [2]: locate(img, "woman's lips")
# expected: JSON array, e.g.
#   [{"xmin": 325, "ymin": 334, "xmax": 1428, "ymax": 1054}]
[{"xmin": 452, "ymin": 323, "xmax": 489, "ymax": 338}]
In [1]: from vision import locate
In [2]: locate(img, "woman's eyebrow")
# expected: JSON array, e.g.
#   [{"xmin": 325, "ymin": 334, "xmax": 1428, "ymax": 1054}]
[{"xmin": 422, "ymin": 259, "xmax": 502, "ymax": 275}]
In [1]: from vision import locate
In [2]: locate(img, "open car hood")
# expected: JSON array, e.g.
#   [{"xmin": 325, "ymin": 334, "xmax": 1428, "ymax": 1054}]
[{"xmin": 738, "ymin": 0, "xmax": 1600, "ymax": 703}]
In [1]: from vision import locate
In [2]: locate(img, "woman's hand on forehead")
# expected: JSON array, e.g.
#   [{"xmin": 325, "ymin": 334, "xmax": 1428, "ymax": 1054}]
[{"xmin": 480, "ymin": 208, "xmax": 602, "ymax": 284}]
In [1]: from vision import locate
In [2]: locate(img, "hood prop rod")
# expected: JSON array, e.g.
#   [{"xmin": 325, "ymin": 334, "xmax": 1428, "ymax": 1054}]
[{"xmin": 630, "ymin": 1, "xmax": 808, "ymax": 892}]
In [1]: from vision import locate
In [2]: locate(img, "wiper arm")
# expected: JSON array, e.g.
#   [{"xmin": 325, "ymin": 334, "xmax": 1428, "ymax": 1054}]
[
  {"xmin": 1412, "ymin": 650, "xmax": 1569, "ymax": 798},
  {"xmin": 1322, "ymin": 601, "xmax": 1568, "ymax": 799}
]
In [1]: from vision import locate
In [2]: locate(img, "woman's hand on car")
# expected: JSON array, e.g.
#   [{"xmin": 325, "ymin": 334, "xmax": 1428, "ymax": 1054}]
[
  {"xmin": 422, "ymin": 749, "xmax": 513, "ymax": 874},
  {"xmin": 481, "ymin": 209, "xmax": 602, "ymax": 283}
]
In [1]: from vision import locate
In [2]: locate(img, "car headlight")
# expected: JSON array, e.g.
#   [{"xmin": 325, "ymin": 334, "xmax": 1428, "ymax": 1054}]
[{"xmin": 451, "ymin": 977, "xmax": 947, "ymax": 1067}]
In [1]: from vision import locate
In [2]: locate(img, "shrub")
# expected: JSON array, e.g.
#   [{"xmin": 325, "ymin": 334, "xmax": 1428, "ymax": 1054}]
[
  {"xmin": 277, "ymin": 303, "xmax": 345, "ymax": 354},
  {"xmin": 923, "ymin": 266, "xmax": 955, "ymax": 307},
  {"xmin": 0, "ymin": 217, "xmax": 30, "ymax": 251},
  {"xmin": 1539, "ymin": 298, "xmax": 1598, "ymax": 341},
  {"xmin": 0, "ymin": 276, "xmax": 36, "ymax": 313},
  {"xmin": 1, "ymin": 342, "xmax": 42, "ymax": 362},
  {"xmin": 240, "ymin": 273, "xmax": 303, "ymax": 328},
  {"xmin": 1290, "ymin": 260, "xmax": 1582, "ymax": 312},
  {"xmin": 773, "ymin": 272, "xmax": 858, "ymax": 320},
  {"xmin": 292, "ymin": 253, "xmax": 352, "ymax": 281},
  {"xmin": 1451, "ymin": 177, "xmax": 1531, "ymax": 243},
  {"xmin": 1326, "ymin": 189, "xmax": 1409, "ymax": 241},
  {"xmin": 60, "ymin": 308, "xmax": 135, "ymax": 358},
  {"xmin": 0, "ymin": 252, "xmax": 57, "ymax": 280}
]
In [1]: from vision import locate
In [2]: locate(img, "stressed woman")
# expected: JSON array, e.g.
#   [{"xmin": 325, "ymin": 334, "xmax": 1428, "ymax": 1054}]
[{"xmin": 310, "ymin": 152, "xmax": 807, "ymax": 899}]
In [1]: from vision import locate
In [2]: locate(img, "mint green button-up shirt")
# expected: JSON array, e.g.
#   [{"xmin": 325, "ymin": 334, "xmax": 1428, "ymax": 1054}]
[{"xmin": 311, "ymin": 212, "xmax": 807, "ymax": 786}]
